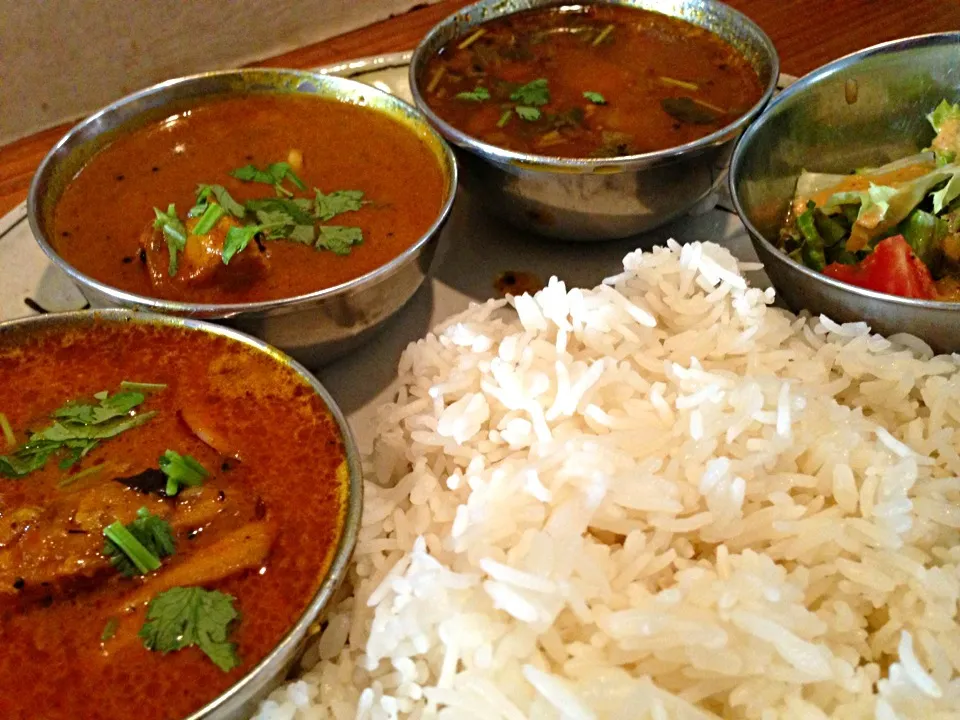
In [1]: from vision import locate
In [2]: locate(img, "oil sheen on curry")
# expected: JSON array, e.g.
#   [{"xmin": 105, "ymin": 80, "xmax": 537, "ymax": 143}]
[
  {"xmin": 52, "ymin": 95, "xmax": 446, "ymax": 304},
  {"xmin": 0, "ymin": 321, "xmax": 347, "ymax": 720},
  {"xmin": 421, "ymin": 3, "xmax": 764, "ymax": 158}
]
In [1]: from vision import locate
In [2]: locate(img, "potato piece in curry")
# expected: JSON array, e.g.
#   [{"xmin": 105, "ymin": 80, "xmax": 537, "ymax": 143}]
[{"xmin": 0, "ymin": 321, "xmax": 348, "ymax": 720}]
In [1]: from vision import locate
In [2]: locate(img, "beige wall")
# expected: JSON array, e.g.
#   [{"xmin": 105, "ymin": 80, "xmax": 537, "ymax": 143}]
[{"xmin": 0, "ymin": 0, "xmax": 437, "ymax": 145}]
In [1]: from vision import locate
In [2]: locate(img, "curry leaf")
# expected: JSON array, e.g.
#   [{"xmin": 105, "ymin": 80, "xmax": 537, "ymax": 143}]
[{"xmin": 139, "ymin": 586, "xmax": 241, "ymax": 672}]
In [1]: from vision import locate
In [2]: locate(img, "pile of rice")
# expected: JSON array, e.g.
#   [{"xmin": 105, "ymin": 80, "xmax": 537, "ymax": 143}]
[{"xmin": 255, "ymin": 240, "xmax": 960, "ymax": 719}]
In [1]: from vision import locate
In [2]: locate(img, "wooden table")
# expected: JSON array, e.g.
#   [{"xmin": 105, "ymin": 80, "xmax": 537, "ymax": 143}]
[{"xmin": 1, "ymin": 0, "xmax": 956, "ymax": 219}]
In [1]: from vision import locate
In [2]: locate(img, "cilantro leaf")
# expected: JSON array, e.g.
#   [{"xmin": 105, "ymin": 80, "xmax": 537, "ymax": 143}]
[
  {"xmin": 510, "ymin": 78, "xmax": 549, "ymax": 107},
  {"xmin": 230, "ymin": 164, "xmax": 277, "ymax": 185},
  {"xmin": 231, "ymin": 161, "xmax": 305, "ymax": 196},
  {"xmin": 191, "ymin": 185, "xmax": 245, "ymax": 219},
  {"xmin": 139, "ymin": 586, "xmax": 241, "ymax": 672},
  {"xmin": 267, "ymin": 162, "xmax": 306, "ymax": 191},
  {"xmin": 152, "ymin": 204, "xmax": 187, "ymax": 276},
  {"xmin": 583, "ymin": 91, "xmax": 607, "ymax": 105},
  {"xmin": 456, "ymin": 86, "xmax": 490, "ymax": 102},
  {"xmin": 515, "ymin": 106, "xmax": 541, "ymax": 122},
  {"xmin": 288, "ymin": 224, "xmax": 316, "ymax": 245},
  {"xmin": 101, "ymin": 618, "xmax": 119, "ymax": 643},
  {"xmin": 192, "ymin": 203, "xmax": 226, "ymax": 235},
  {"xmin": 1, "ymin": 389, "xmax": 156, "ymax": 479},
  {"xmin": 314, "ymin": 189, "xmax": 366, "ymax": 221},
  {"xmin": 103, "ymin": 507, "xmax": 176, "ymax": 577},
  {"xmin": 222, "ymin": 225, "xmax": 260, "ymax": 265},
  {"xmin": 158, "ymin": 450, "xmax": 208, "ymax": 497},
  {"xmin": 316, "ymin": 226, "xmax": 363, "ymax": 255},
  {"xmin": 245, "ymin": 198, "xmax": 314, "ymax": 226},
  {"xmin": 207, "ymin": 184, "xmax": 245, "ymax": 217}
]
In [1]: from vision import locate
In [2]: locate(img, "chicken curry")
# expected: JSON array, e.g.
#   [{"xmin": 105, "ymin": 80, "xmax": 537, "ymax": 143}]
[
  {"xmin": 51, "ymin": 94, "xmax": 447, "ymax": 304},
  {"xmin": 0, "ymin": 319, "xmax": 348, "ymax": 719}
]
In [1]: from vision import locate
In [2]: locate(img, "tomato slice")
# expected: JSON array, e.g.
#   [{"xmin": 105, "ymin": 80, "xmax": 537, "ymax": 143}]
[{"xmin": 823, "ymin": 235, "xmax": 937, "ymax": 300}]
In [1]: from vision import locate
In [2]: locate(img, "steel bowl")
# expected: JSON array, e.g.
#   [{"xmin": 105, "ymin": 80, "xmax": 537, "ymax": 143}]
[
  {"xmin": 27, "ymin": 68, "xmax": 458, "ymax": 368},
  {"xmin": 730, "ymin": 32, "xmax": 960, "ymax": 353},
  {"xmin": 0, "ymin": 308, "xmax": 362, "ymax": 720},
  {"xmin": 409, "ymin": 0, "xmax": 778, "ymax": 240}
]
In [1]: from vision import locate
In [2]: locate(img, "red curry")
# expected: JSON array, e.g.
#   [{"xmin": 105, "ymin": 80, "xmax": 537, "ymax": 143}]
[
  {"xmin": 421, "ymin": 3, "xmax": 764, "ymax": 158},
  {"xmin": 0, "ymin": 321, "xmax": 347, "ymax": 720},
  {"xmin": 52, "ymin": 95, "xmax": 446, "ymax": 304}
]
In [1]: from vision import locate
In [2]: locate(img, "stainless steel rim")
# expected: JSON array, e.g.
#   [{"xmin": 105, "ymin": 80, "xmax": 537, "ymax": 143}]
[
  {"xmin": 729, "ymin": 31, "xmax": 960, "ymax": 313},
  {"xmin": 409, "ymin": 0, "xmax": 780, "ymax": 172},
  {"xmin": 27, "ymin": 68, "xmax": 458, "ymax": 318},
  {"xmin": 0, "ymin": 308, "xmax": 364, "ymax": 720}
]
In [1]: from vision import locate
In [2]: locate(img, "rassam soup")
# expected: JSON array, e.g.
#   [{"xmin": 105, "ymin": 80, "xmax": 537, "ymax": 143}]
[
  {"xmin": 0, "ymin": 319, "xmax": 348, "ymax": 720},
  {"xmin": 52, "ymin": 94, "xmax": 447, "ymax": 304},
  {"xmin": 420, "ymin": 3, "xmax": 764, "ymax": 158}
]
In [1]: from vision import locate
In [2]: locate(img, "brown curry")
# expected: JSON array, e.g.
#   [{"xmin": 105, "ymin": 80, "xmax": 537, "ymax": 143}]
[
  {"xmin": 0, "ymin": 320, "xmax": 347, "ymax": 719},
  {"xmin": 52, "ymin": 95, "xmax": 446, "ymax": 304},
  {"xmin": 421, "ymin": 3, "xmax": 764, "ymax": 158}
]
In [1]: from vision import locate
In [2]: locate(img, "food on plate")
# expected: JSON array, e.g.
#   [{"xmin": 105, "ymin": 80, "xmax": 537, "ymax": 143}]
[
  {"xmin": 254, "ymin": 241, "xmax": 960, "ymax": 719},
  {"xmin": 419, "ymin": 3, "xmax": 764, "ymax": 158},
  {"xmin": 52, "ymin": 95, "xmax": 446, "ymax": 304},
  {"xmin": 778, "ymin": 99, "xmax": 960, "ymax": 301},
  {"xmin": 0, "ymin": 320, "xmax": 348, "ymax": 720}
]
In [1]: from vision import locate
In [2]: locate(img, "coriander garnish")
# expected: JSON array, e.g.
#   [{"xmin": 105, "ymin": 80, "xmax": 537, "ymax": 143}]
[
  {"xmin": 192, "ymin": 202, "xmax": 225, "ymax": 235},
  {"xmin": 455, "ymin": 86, "xmax": 491, "ymax": 102},
  {"xmin": 0, "ymin": 412, "xmax": 14, "ymax": 448},
  {"xmin": 101, "ymin": 617, "xmax": 119, "ymax": 643},
  {"xmin": 316, "ymin": 226, "xmax": 364, "ymax": 256},
  {"xmin": 515, "ymin": 106, "xmax": 541, "ymax": 121},
  {"xmin": 152, "ymin": 204, "xmax": 187, "ymax": 276},
  {"xmin": 0, "ymin": 388, "xmax": 157, "ymax": 479},
  {"xmin": 158, "ymin": 449, "xmax": 208, "ymax": 496},
  {"xmin": 139, "ymin": 586, "xmax": 242, "ymax": 672},
  {"xmin": 314, "ymin": 189, "xmax": 366, "ymax": 221},
  {"xmin": 230, "ymin": 161, "xmax": 306, "ymax": 197},
  {"xmin": 583, "ymin": 91, "xmax": 607, "ymax": 105},
  {"xmin": 156, "ymin": 159, "xmax": 370, "ymax": 268},
  {"xmin": 103, "ymin": 506, "xmax": 176, "ymax": 577},
  {"xmin": 510, "ymin": 78, "xmax": 550, "ymax": 107}
]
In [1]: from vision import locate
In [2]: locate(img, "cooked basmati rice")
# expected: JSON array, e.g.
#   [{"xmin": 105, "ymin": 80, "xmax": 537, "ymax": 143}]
[{"xmin": 254, "ymin": 240, "xmax": 960, "ymax": 719}]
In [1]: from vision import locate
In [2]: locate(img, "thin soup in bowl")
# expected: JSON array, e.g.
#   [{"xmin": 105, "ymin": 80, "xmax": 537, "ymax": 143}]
[
  {"xmin": 420, "ymin": 2, "xmax": 765, "ymax": 158},
  {"xmin": 409, "ymin": 0, "xmax": 778, "ymax": 240}
]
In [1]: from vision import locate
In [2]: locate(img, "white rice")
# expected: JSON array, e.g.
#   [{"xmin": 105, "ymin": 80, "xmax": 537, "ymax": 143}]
[{"xmin": 254, "ymin": 240, "xmax": 960, "ymax": 720}]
